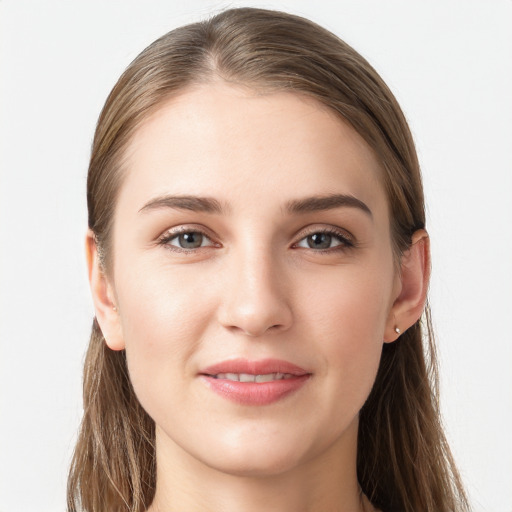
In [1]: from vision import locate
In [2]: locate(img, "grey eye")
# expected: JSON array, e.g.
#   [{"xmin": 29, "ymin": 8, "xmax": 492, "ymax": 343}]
[
  {"xmin": 306, "ymin": 233, "xmax": 333, "ymax": 249},
  {"xmin": 167, "ymin": 231, "xmax": 213, "ymax": 249},
  {"xmin": 297, "ymin": 232, "xmax": 345, "ymax": 250},
  {"xmin": 179, "ymin": 232, "xmax": 203, "ymax": 248}
]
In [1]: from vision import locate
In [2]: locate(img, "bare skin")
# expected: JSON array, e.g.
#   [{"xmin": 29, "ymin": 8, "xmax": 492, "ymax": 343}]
[{"xmin": 88, "ymin": 83, "xmax": 429, "ymax": 512}]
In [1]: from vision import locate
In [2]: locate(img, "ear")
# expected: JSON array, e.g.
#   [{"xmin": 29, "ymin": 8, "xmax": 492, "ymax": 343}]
[
  {"xmin": 86, "ymin": 230, "xmax": 125, "ymax": 351},
  {"xmin": 384, "ymin": 229, "xmax": 430, "ymax": 342}
]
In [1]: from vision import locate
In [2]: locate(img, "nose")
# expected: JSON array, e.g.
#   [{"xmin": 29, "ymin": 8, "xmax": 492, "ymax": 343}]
[{"xmin": 217, "ymin": 247, "xmax": 293, "ymax": 337}]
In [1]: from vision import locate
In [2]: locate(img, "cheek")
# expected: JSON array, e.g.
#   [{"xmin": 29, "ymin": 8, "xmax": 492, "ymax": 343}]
[
  {"xmin": 302, "ymin": 260, "xmax": 393, "ymax": 345},
  {"xmin": 114, "ymin": 261, "xmax": 215, "ymax": 412},
  {"xmin": 117, "ymin": 254, "xmax": 217, "ymax": 335},
  {"xmin": 299, "ymin": 261, "xmax": 394, "ymax": 407}
]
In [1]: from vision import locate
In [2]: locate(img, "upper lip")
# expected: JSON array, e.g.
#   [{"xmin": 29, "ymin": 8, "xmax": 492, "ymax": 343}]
[{"xmin": 201, "ymin": 358, "xmax": 310, "ymax": 376}]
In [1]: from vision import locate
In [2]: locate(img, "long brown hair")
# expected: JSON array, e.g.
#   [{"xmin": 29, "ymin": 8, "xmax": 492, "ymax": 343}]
[{"xmin": 68, "ymin": 8, "xmax": 469, "ymax": 512}]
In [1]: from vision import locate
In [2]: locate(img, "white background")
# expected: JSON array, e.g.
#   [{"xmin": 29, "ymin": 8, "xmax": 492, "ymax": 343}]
[{"xmin": 1, "ymin": 1, "xmax": 511, "ymax": 511}]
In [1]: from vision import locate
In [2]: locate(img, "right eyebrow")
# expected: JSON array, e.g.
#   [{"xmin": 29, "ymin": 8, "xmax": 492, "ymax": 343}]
[{"xmin": 138, "ymin": 195, "xmax": 227, "ymax": 214}]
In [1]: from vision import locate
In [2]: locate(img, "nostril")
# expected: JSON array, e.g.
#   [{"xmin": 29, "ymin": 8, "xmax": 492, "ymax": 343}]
[{"xmin": 216, "ymin": 273, "xmax": 293, "ymax": 336}]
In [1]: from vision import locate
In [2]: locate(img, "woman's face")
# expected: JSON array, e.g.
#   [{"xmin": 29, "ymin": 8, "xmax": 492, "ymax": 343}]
[{"xmin": 106, "ymin": 83, "xmax": 401, "ymax": 476}]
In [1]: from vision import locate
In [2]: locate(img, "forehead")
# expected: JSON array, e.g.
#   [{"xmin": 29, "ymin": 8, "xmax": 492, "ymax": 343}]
[{"xmin": 119, "ymin": 83, "xmax": 387, "ymax": 217}]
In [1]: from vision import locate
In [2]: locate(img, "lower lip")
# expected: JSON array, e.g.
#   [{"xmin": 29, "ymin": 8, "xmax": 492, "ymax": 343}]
[{"xmin": 200, "ymin": 375, "xmax": 311, "ymax": 405}]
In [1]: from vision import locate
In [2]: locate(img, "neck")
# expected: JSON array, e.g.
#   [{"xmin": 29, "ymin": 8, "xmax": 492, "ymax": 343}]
[{"xmin": 147, "ymin": 418, "xmax": 369, "ymax": 512}]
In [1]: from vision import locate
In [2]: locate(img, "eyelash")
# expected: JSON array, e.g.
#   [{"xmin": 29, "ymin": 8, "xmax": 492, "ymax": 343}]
[
  {"xmin": 157, "ymin": 226, "xmax": 355, "ymax": 253},
  {"xmin": 292, "ymin": 227, "xmax": 355, "ymax": 253},
  {"xmin": 157, "ymin": 226, "xmax": 218, "ymax": 254}
]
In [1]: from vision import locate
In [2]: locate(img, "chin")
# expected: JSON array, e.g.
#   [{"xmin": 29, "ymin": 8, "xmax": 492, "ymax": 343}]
[
  {"xmin": 205, "ymin": 449, "xmax": 304, "ymax": 478},
  {"xmin": 194, "ymin": 429, "xmax": 313, "ymax": 478}
]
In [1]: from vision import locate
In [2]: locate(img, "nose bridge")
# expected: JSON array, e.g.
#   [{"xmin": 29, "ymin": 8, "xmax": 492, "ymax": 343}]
[{"xmin": 219, "ymin": 238, "xmax": 292, "ymax": 337}]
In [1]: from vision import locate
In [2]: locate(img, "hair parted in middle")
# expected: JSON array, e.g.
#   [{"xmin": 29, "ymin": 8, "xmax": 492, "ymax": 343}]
[{"xmin": 68, "ymin": 7, "xmax": 469, "ymax": 512}]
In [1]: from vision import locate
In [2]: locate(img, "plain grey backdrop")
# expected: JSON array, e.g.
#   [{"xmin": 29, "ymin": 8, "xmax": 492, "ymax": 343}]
[{"xmin": 1, "ymin": 1, "xmax": 511, "ymax": 511}]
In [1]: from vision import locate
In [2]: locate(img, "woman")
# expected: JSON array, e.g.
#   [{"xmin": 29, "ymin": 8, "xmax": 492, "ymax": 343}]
[{"xmin": 68, "ymin": 7, "xmax": 469, "ymax": 512}]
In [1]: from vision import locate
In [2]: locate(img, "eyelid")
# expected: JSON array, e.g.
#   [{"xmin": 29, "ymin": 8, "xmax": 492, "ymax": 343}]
[
  {"xmin": 155, "ymin": 223, "xmax": 356, "ymax": 252},
  {"xmin": 157, "ymin": 224, "xmax": 220, "ymax": 249},
  {"xmin": 292, "ymin": 225, "xmax": 356, "ymax": 249}
]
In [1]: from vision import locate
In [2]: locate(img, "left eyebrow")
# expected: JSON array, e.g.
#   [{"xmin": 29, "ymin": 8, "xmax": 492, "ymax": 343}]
[{"xmin": 285, "ymin": 194, "xmax": 373, "ymax": 218}]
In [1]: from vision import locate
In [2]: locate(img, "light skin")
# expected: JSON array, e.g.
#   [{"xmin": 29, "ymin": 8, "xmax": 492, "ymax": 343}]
[{"xmin": 87, "ymin": 83, "xmax": 429, "ymax": 512}]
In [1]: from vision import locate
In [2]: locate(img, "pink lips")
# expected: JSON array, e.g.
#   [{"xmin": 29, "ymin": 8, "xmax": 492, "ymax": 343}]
[{"xmin": 199, "ymin": 358, "xmax": 311, "ymax": 405}]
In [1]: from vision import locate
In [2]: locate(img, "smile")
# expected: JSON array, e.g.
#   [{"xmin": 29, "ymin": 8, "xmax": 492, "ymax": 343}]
[
  {"xmin": 211, "ymin": 373, "xmax": 296, "ymax": 382},
  {"xmin": 200, "ymin": 358, "xmax": 311, "ymax": 406}
]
